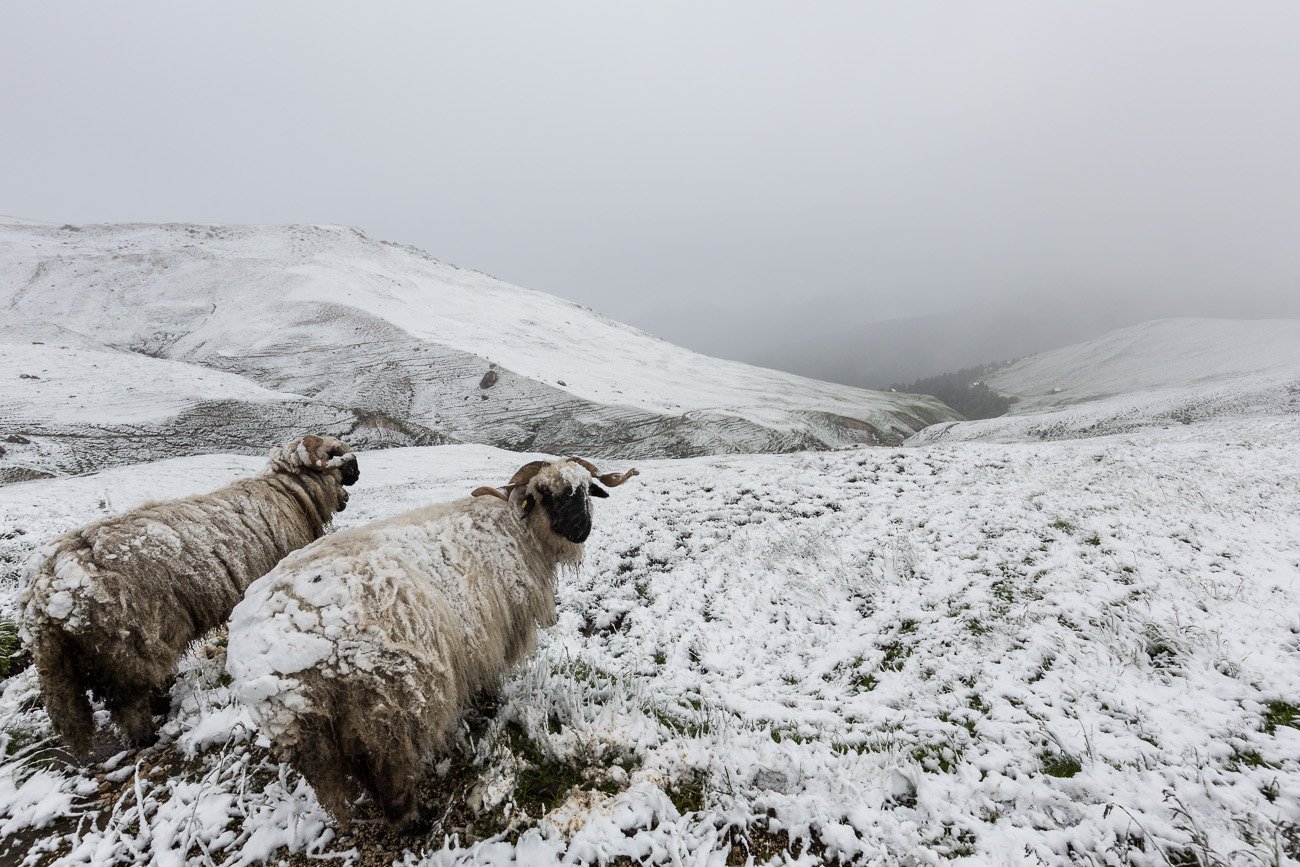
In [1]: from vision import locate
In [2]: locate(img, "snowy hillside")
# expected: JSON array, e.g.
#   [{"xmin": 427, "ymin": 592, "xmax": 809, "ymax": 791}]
[
  {"xmin": 911, "ymin": 318, "xmax": 1300, "ymax": 444},
  {"xmin": 2, "ymin": 416, "xmax": 1298, "ymax": 865},
  {"xmin": 0, "ymin": 222, "xmax": 955, "ymax": 480}
]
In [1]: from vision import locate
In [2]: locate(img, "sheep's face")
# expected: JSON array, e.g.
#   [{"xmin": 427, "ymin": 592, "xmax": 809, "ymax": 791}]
[
  {"xmin": 522, "ymin": 463, "xmax": 601, "ymax": 544},
  {"xmin": 472, "ymin": 459, "xmax": 639, "ymax": 548}
]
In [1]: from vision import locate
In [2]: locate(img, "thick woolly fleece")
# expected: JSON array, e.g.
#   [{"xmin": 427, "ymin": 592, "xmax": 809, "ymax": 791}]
[
  {"xmin": 19, "ymin": 436, "xmax": 357, "ymax": 755},
  {"xmin": 225, "ymin": 461, "xmax": 596, "ymax": 826}
]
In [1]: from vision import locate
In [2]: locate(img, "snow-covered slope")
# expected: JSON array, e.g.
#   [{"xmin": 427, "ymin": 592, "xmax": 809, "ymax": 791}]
[
  {"xmin": 2, "ymin": 419, "xmax": 1298, "ymax": 865},
  {"xmin": 911, "ymin": 318, "xmax": 1300, "ymax": 444},
  {"xmin": 0, "ymin": 222, "xmax": 955, "ymax": 479}
]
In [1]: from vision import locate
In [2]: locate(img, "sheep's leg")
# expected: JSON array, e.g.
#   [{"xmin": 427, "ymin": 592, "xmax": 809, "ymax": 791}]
[
  {"xmin": 359, "ymin": 741, "xmax": 422, "ymax": 828},
  {"xmin": 149, "ymin": 678, "xmax": 174, "ymax": 717},
  {"xmin": 294, "ymin": 725, "xmax": 353, "ymax": 824},
  {"xmin": 103, "ymin": 683, "xmax": 159, "ymax": 750},
  {"xmin": 32, "ymin": 631, "xmax": 95, "ymax": 757}
]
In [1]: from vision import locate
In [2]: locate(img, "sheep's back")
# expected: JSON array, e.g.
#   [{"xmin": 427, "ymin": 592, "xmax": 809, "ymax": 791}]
[
  {"xmin": 227, "ymin": 503, "xmax": 558, "ymax": 748},
  {"xmin": 18, "ymin": 473, "xmax": 331, "ymax": 660}
]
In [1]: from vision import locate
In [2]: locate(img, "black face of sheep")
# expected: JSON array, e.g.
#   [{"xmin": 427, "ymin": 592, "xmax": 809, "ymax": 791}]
[{"xmin": 535, "ymin": 486, "xmax": 593, "ymax": 543}]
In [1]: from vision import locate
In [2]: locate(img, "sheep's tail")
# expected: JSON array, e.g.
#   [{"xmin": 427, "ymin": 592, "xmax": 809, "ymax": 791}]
[{"xmin": 31, "ymin": 626, "xmax": 95, "ymax": 757}]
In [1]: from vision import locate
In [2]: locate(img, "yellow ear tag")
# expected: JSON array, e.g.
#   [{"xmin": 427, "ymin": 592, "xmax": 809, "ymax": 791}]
[{"xmin": 519, "ymin": 496, "xmax": 532, "ymax": 513}]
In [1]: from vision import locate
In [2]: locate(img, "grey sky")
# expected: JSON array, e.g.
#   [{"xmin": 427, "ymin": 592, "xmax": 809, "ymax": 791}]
[{"xmin": 3, "ymin": 2, "xmax": 1299, "ymax": 358}]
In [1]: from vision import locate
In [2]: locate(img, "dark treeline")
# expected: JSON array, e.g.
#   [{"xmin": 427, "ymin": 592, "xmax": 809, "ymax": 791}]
[{"xmin": 894, "ymin": 361, "xmax": 1016, "ymax": 420}]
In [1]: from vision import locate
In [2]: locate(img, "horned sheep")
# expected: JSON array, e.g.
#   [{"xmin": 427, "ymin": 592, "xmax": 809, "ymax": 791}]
[
  {"xmin": 225, "ymin": 457, "xmax": 638, "ymax": 827},
  {"xmin": 19, "ymin": 435, "xmax": 359, "ymax": 755}
]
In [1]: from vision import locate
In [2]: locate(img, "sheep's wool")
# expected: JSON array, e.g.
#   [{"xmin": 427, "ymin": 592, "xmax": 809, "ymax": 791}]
[
  {"xmin": 17, "ymin": 435, "xmax": 356, "ymax": 755},
  {"xmin": 228, "ymin": 496, "xmax": 563, "ymax": 747}
]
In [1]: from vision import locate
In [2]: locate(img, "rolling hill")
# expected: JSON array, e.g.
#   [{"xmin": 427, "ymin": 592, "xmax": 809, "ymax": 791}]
[{"xmin": 0, "ymin": 221, "xmax": 957, "ymax": 481}]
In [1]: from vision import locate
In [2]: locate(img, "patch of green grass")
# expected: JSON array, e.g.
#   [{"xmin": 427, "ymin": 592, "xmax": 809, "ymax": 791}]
[
  {"xmin": 1083, "ymin": 533, "xmax": 1102, "ymax": 547},
  {"xmin": 878, "ymin": 640, "xmax": 910, "ymax": 672},
  {"xmin": 649, "ymin": 703, "xmax": 711, "ymax": 738},
  {"xmin": 1050, "ymin": 519, "xmax": 1075, "ymax": 534},
  {"xmin": 665, "ymin": 769, "xmax": 708, "ymax": 816},
  {"xmin": 938, "ymin": 710, "xmax": 979, "ymax": 740},
  {"xmin": 1028, "ymin": 655, "xmax": 1055, "ymax": 684},
  {"xmin": 1040, "ymin": 753, "xmax": 1082, "ymax": 778},
  {"xmin": 1263, "ymin": 700, "xmax": 1300, "ymax": 735},
  {"xmin": 1230, "ymin": 748, "xmax": 1274, "ymax": 770},
  {"xmin": 910, "ymin": 742, "xmax": 961, "ymax": 774},
  {"xmin": 561, "ymin": 659, "xmax": 615, "ymax": 686},
  {"xmin": 930, "ymin": 825, "xmax": 978, "ymax": 859},
  {"xmin": 505, "ymin": 722, "xmax": 586, "ymax": 814},
  {"xmin": 3, "ymin": 727, "xmax": 33, "ymax": 757},
  {"xmin": 0, "ymin": 618, "xmax": 31, "ymax": 678},
  {"xmin": 1143, "ymin": 628, "xmax": 1179, "ymax": 669}
]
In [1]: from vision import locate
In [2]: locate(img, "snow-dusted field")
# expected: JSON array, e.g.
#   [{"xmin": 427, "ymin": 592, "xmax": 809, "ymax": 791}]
[{"xmin": 2, "ymin": 414, "xmax": 1298, "ymax": 865}]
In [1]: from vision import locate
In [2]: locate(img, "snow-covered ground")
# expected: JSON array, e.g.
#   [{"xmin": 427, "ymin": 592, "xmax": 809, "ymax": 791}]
[{"xmin": 2, "ymin": 412, "xmax": 1298, "ymax": 865}]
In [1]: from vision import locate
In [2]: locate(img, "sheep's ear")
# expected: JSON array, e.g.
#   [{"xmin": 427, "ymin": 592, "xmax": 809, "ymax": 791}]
[
  {"xmin": 589, "ymin": 482, "xmax": 610, "ymax": 498},
  {"xmin": 472, "ymin": 486, "xmax": 511, "ymax": 502}
]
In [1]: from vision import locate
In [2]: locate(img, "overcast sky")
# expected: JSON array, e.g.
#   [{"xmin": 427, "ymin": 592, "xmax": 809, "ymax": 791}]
[{"xmin": 3, "ymin": 1, "xmax": 1299, "ymax": 349}]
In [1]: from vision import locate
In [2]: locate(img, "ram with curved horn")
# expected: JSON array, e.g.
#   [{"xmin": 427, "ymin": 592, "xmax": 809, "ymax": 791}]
[{"xmin": 226, "ymin": 456, "xmax": 638, "ymax": 828}]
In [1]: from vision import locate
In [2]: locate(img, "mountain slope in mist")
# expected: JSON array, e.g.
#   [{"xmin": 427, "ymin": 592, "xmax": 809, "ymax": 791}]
[
  {"xmin": 754, "ymin": 298, "xmax": 1139, "ymax": 389},
  {"xmin": 0, "ymin": 222, "xmax": 956, "ymax": 479},
  {"xmin": 910, "ymin": 317, "xmax": 1300, "ymax": 444}
]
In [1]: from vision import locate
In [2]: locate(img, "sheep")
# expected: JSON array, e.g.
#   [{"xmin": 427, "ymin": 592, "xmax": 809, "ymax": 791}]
[
  {"xmin": 18, "ymin": 435, "xmax": 359, "ymax": 756},
  {"xmin": 225, "ymin": 456, "xmax": 638, "ymax": 827}
]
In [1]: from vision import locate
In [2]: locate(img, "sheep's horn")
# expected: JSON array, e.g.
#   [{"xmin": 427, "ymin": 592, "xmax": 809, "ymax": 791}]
[
  {"xmin": 298, "ymin": 435, "xmax": 332, "ymax": 470},
  {"xmin": 298, "ymin": 435, "xmax": 359, "ymax": 484},
  {"xmin": 568, "ymin": 457, "xmax": 602, "ymax": 477},
  {"xmin": 567, "ymin": 458, "xmax": 639, "ymax": 488},
  {"xmin": 597, "ymin": 468, "xmax": 639, "ymax": 487},
  {"xmin": 472, "ymin": 461, "xmax": 550, "ymax": 500},
  {"xmin": 507, "ymin": 461, "xmax": 549, "ymax": 487}
]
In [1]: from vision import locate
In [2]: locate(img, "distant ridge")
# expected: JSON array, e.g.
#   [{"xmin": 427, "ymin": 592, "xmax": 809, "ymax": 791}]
[{"xmin": 909, "ymin": 318, "xmax": 1300, "ymax": 444}]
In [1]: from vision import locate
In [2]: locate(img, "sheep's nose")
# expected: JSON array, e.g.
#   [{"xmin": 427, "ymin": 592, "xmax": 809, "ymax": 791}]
[{"xmin": 550, "ymin": 499, "xmax": 592, "ymax": 543}]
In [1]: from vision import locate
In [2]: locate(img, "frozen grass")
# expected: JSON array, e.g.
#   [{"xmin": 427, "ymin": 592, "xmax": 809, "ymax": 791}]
[{"xmin": 1, "ymin": 416, "xmax": 1299, "ymax": 865}]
